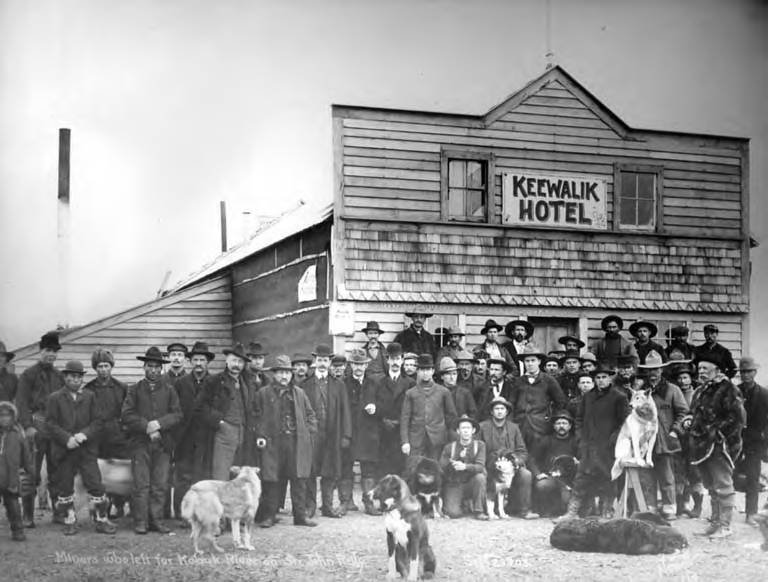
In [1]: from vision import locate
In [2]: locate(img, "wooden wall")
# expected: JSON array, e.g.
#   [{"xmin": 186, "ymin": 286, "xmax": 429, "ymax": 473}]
[{"xmin": 10, "ymin": 276, "xmax": 234, "ymax": 383}]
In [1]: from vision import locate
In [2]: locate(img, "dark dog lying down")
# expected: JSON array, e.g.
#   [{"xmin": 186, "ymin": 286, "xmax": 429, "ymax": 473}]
[
  {"xmin": 403, "ymin": 455, "xmax": 443, "ymax": 518},
  {"xmin": 550, "ymin": 515, "xmax": 687, "ymax": 555}
]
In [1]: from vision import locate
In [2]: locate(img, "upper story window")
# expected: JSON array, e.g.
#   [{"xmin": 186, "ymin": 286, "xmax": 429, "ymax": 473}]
[
  {"xmin": 615, "ymin": 165, "xmax": 663, "ymax": 232},
  {"xmin": 441, "ymin": 149, "xmax": 494, "ymax": 223}
]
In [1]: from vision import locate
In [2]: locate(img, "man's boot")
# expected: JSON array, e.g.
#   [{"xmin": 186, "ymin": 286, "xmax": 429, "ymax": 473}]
[
  {"xmin": 320, "ymin": 479, "xmax": 341, "ymax": 518},
  {"xmin": 362, "ymin": 478, "xmax": 381, "ymax": 516},
  {"xmin": 709, "ymin": 504, "xmax": 734, "ymax": 539},
  {"xmin": 690, "ymin": 492, "xmax": 703, "ymax": 518},
  {"xmin": 553, "ymin": 496, "xmax": 582, "ymax": 523},
  {"xmin": 305, "ymin": 477, "xmax": 317, "ymax": 518},
  {"xmin": 676, "ymin": 494, "xmax": 691, "ymax": 518},
  {"xmin": 7, "ymin": 496, "xmax": 26, "ymax": 541},
  {"xmin": 56, "ymin": 496, "xmax": 78, "ymax": 536},
  {"xmin": 21, "ymin": 494, "xmax": 36, "ymax": 528},
  {"xmin": 696, "ymin": 497, "xmax": 721, "ymax": 536},
  {"xmin": 338, "ymin": 478, "xmax": 358, "ymax": 514},
  {"xmin": 92, "ymin": 495, "xmax": 117, "ymax": 535}
]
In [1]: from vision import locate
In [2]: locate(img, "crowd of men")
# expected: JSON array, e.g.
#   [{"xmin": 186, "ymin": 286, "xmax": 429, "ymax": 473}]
[{"xmin": 0, "ymin": 311, "xmax": 765, "ymax": 544}]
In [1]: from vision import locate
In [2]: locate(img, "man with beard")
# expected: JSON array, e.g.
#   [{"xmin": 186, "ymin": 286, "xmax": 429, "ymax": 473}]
[
  {"xmin": 690, "ymin": 353, "xmax": 745, "ymax": 539},
  {"xmin": 558, "ymin": 335, "xmax": 585, "ymax": 354},
  {"xmin": 530, "ymin": 411, "xmax": 579, "ymax": 517},
  {"xmin": 375, "ymin": 343, "xmax": 413, "ymax": 480},
  {"xmin": 16, "ymin": 331, "xmax": 65, "ymax": 527},
  {"xmin": 629, "ymin": 321, "xmax": 667, "ymax": 365},
  {"xmin": 612, "ymin": 354, "xmax": 639, "ymax": 398},
  {"xmin": 504, "ymin": 320, "xmax": 534, "ymax": 377},
  {"xmin": 198, "ymin": 344, "xmax": 256, "ymax": 481},
  {"xmin": 171, "ymin": 341, "xmax": 214, "ymax": 526},
  {"xmin": 636, "ymin": 351, "xmax": 689, "ymax": 520},
  {"xmin": 437, "ymin": 327, "xmax": 466, "ymax": 361},
  {"xmin": 360, "ymin": 321, "xmax": 388, "ymax": 382},
  {"xmin": 476, "ymin": 358, "xmax": 516, "ymax": 420},
  {"xmin": 394, "ymin": 312, "xmax": 436, "ymax": 358},
  {"xmin": 475, "ymin": 319, "xmax": 513, "ymax": 368},
  {"xmin": 303, "ymin": 344, "xmax": 351, "ymax": 518},
  {"xmin": 435, "ymin": 357, "xmax": 476, "ymax": 420},
  {"xmin": 694, "ymin": 324, "xmax": 737, "ymax": 379},
  {"xmin": 472, "ymin": 349, "xmax": 489, "ymax": 386},
  {"xmin": 83, "ymin": 348, "xmax": 130, "ymax": 517},
  {"xmin": 291, "ymin": 354, "xmax": 312, "ymax": 385},
  {"xmin": 557, "ymin": 351, "xmax": 582, "ymax": 418},
  {"xmin": 243, "ymin": 342, "xmax": 270, "ymax": 391},
  {"xmin": 736, "ymin": 356, "xmax": 768, "ymax": 526},
  {"xmin": 0, "ymin": 341, "xmax": 18, "ymax": 403},
  {"xmin": 511, "ymin": 346, "xmax": 567, "ymax": 452},
  {"xmin": 557, "ymin": 364, "xmax": 629, "ymax": 521},
  {"xmin": 402, "ymin": 352, "xmax": 418, "ymax": 381},
  {"xmin": 592, "ymin": 315, "xmax": 638, "ymax": 369},
  {"xmin": 254, "ymin": 355, "xmax": 317, "ymax": 528},
  {"xmin": 665, "ymin": 326, "xmax": 696, "ymax": 361},
  {"xmin": 455, "ymin": 349, "xmax": 482, "ymax": 400}
]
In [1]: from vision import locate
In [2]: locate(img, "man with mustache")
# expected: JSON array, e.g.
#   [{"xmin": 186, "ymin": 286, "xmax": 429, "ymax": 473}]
[
  {"xmin": 374, "ymin": 343, "xmax": 413, "ymax": 480},
  {"xmin": 592, "ymin": 315, "xmax": 637, "ymax": 369},
  {"xmin": 530, "ymin": 411, "xmax": 579, "ymax": 517},
  {"xmin": 360, "ymin": 321, "xmax": 388, "ymax": 382},
  {"xmin": 475, "ymin": 319, "xmax": 514, "ymax": 369},
  {"xmin": 437, "ymin": 327, "xmax": 466, "ymax": 361},
  {"xmin": 394, "ymin": 312, "xmax": 436, "ymax": 358},
  {"xmin": 243, "ymin": 341, "xmax": 270, "ymax": 391},
  {"xmin": 629, "ymin": 321, "xmax": 667, "ymax": 366},
  {"xmin": 504, "ymin": 320, "xmax": 534, "ymax": 377},
  {"xmin": 694, "ymin": 324, "xmax": 737, "ymax": 379}
]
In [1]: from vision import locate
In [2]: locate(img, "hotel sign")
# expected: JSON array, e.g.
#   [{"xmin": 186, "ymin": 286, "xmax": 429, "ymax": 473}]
[{"xmin": 502, "ymin": 171, "xmax": 608, "ymax": 230}]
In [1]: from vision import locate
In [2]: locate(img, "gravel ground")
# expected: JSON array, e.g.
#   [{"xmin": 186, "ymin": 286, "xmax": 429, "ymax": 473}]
[{"xmin": 2, "ymin": 497, "xmax": 767, "ymax": 582}]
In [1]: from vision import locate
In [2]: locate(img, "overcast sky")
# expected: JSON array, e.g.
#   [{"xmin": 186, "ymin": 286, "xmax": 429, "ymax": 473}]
[{"xmin": 1, "ymin": 0, "xmax": 766, "ymax": 359}]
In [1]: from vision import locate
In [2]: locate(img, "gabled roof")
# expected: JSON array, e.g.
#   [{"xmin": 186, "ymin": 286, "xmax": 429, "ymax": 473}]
[{"xmin": 167, "ymin": 201, "xmax": 334, "ymax": 293}]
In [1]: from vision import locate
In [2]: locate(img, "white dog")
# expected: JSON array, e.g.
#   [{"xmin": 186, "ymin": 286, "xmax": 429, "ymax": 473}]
[
  {"xmin": 181, "ymin": 466, "xmax": 261, "ymax": 554},
  {"xmin": 611, "ymin": 387, "xmax": 658, "ymax": 480}
]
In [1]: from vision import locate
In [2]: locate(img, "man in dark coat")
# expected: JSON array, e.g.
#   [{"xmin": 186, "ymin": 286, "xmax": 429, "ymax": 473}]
[
  {"xmin": 435, "ymin": 356, "xmax": 476, "ymax": 420},
  {"xmin": 46, "ymin": 360, "xmax": 116, "ymax": 535},
  {"xmin": 302, "ymin": 344, "xmax": 351, "ymax": 518},
  {"xmin": 474, "ymin": 319, "xmax": 514, "ymax": 368},
  {"xmin": 198, "ymin": 344, "xmax": 257, "ymax": 481},
  {"xmin": 254, "ymin": 355, "xmax": 317, "ymax": 528},
  {"xmin": 665, "ymin": 325, "xmax": 696, "ymax": 361},
  {"xmin": 511, "ymin": 346, "xmax": 567, "ymax": 451},
  {"xmin": 15, "ymin": 331, "xmax": 65, "ymax": 527},
  {"xmin": 557, "ymin": 364, "xmax": 629, "ymax": 521},
  {"xmin": 557, "ymin": 351, "xmax": 582, "ymax": 417},
  {"xmin": 690, "ymin": 352, "xmax": 745, "ymax": 539},
  {"xmin": 476, "ymin": 358, "xmax": 516, "ymax": 420},
  {"xmin": 504, "ymin": 320, "xmax": 534, "ymax": 376},
  {"xmin": 375, "ymin": 343, "xmax": 413, "ymax": 480},
  {"xmin": 162, "ymin": 342, "xmax": 188, "ymax": 385},
  {"xmin": 693, "ymin": 324, "xmax": 737, "ymax": 379},
  {"xmin": 629, "ymin": 321, "xmax": 667, "ymax": 365},
  {"xmin": 121, "ymin": 347, "xmax": 182, "ymax": 534},
  {"xmin": 360, "ymin": 321, "xmax": 388, "ymax": 382},
  {"xmin": 437, "ymin": 327, "xmax": 466, "ymax": 362},
  {"xmin": 612, "ymin": 353, "xmax": 639, "ymax": 399},
  {"xmin": 530, "ymin": 411, "xmax": 579, "ymax": 517},
  {"xmin": 172, "ymin": 341, "xmax": 215, "ymax": 525},
  {"xmin": 343, "ymin": 348, "xmax": 379, "ymax": 515},
  {"xmin": 736, "ymin": 356, "xmax": 768, "ymax": 526},
  {"xmin": 0, "ymin": 400, "xmax": 33, "ymax": 541},
  {"xmin": 0, "ymin": 341, "xmax": 18, "ymax": 403},
  {"xmin": 394, "ymin": 312, "xmax": 436, "ymax": 357},
  {"xmin": 592, "ymin": 315, "xmax": 638, "ymax": 369},
  {"xmin": 243, "ymin": 341, "xmax": 271, "ymax": 391}
]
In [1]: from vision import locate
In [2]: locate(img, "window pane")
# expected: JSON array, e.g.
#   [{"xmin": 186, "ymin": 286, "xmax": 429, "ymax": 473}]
[
  {"xmin": 620, "ymin": 198, "xmax": 636, "ymax": 225},
  {"xmin": 448, "ymin": 160, "xmax": 466, "ymax": 188},
  {"xmin": 448, "ymin": 188, "xmax": 465, "ymax": 218},
  {"xmin": 637, "ymin": 173, "xmax": 655, "ymax": 199},
  {"xmin": 637, "ymin": 198, "xmax": 654, "ymax": 226},
  {"xmin": 467, "ymin": 189, "xmax": 485, "ymax": 218},
  {"xmin": 467, "ymin": 161, "xmax": 484, "ymax": 189},
  {"xmin": 621, "ymin": 172, "xmax": 637, "ymax": 200}
]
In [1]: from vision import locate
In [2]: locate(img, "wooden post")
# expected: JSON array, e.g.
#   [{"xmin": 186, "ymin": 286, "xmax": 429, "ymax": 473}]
[{"xmin": 220, "ymin": 200, "xmax": 228, "ymax": 252}]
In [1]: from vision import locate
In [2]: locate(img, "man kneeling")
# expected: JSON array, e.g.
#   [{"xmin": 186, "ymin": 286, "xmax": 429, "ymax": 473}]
[{"xmin": 439, "ymin": 415, "xmax": 488, "ymax": 520}]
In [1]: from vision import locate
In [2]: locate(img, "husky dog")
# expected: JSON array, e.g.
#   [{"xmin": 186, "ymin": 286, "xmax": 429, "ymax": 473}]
[
  {"xmin": 486, "ymin": 449, "xmax": 518, "ymax": 519},
  {"xmin": 181, "ymin": 466, "xmax": 261, "ymax": 554},
  {"xmin": 611, "ymin": 386, "xmax": 658, "ymax": 480}
]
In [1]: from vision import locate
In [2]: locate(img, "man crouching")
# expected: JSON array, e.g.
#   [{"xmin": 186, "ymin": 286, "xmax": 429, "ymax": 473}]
[{"xmin": 439, "ymin": 415, "xmax": 488, "ymax": 520}]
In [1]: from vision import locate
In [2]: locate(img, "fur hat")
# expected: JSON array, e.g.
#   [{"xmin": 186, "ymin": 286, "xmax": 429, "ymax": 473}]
[
  {"xmin": 616, "ymin": 354, "xmax": 639, "ymax": 368},
  {"xmin": 0, "ymin": 400, "xmax": 18, "ymax": 419},
  {"xmin": 39, "ymin": 331, "xmax": 62, "ymax": 352},
  {"xmin": 91, "ymin": 348, "xmax": 115, "ymax": 369}
]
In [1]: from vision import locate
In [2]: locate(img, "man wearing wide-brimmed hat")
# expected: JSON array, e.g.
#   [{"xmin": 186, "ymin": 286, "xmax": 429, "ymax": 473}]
[
  {"xmin": 440, "ymin": 415, "xmax": 488, "ymax": 520},
  {"xmin": 592, "ymin": 315, "xmax": 638, "ymax": 370},
  {"xmin": 243, "ymin": 341, "xmax": 270, "ymax": 390},
  {"xmin": 304, "ymin": 344, "xmax": 351, "ymax": 518},
  {"xmin": 529, "ymin": 410, "xmax": 578, "ymax": 518},
  {"xmin": 16, "ymin": 330, "xmax": 65, "ymax": 528},
  {"xmin": 400, "ymin": 354, "xmax": 457, "ymax": 460},
  {"xmin": 254, "ymin": 355, "xmax": 318, "ymax": 528},
  {"xmin": 504, "ymin": 320, "xmax": 534, "ymax": 376},
  {"xmin": 437, "ymin": 327, "xmax": 466, "ymax": 362},
  {"xmin": 0, "ymin": 340, "xmax": 18, "ymax": 403},
  {"xmin": 511, "ymin": 345, "xmax": 567, "ymax": 451},
  {"xmin": 628, "ymin": 321, "xmax": 667, "ymax": 366},
  {"xmin": 359, "ymin": 321, "xmax": 388, "ymax": 382},
  {"xmin": 46, "ymin": 360, "xmax": 117, "ymax": 535},
  {"xmin": 737, "ymin": 356, "xmax": 768, "ymax": 526},
  {"xmin": 394, "ymin": 311, "xmax": 436, "ymax": 358},
  {"xmin": 637, "ymin": 351, "xmax": 689, "ymax": 520},
  {"xmin": 435, "ymin": 356, "xmax": 476, "ymax": 420},
  {"xmin": 694, "ymin": 324, "xmax": 737, "ymax": 379},
  {"xmin": 121, "ymin": 347, "xmax": 181, "ymax": 535},
  {"xmin": 475, "ymin": 319, "xmax": 514, "ymax": 369},
  {"xmin": 172, "ymin": 341, "xmax": 216, "ymax": 524}
]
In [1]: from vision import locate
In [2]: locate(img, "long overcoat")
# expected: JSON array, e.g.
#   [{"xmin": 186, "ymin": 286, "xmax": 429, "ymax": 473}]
[
  {"xmin": 375, "ymin": 373, "xmax": 412, "ymax": 474},
  {"xmin": 345, "ymin": 375, "xmax": 379, "ymax": 462},
  {"xmin": 689, "ymin": 376, "xmax": 745, "ymax": 467},
  {"xmin": 303, "ymin": 374, "xmax": 351, "ymax": 478},
  {"xmin": 575, "ymin": 386, "xmax": 630, "ymax": 476}
]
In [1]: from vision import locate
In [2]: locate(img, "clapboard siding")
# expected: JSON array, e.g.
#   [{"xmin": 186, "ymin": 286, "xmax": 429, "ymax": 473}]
[{"xmin": 10, "ymin": 276, "xmax": 234, "ymax": 382}]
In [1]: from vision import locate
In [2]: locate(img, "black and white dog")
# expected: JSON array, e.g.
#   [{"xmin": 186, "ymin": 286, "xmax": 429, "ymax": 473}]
[
  {"xmin": 403, "ymin": 455, "xmax": 444, "ymax": 519},
  {"xmin": 486, "ymin": 449, "xmax": 518, "ymax": 519},
  {"xmin": 369, "ymin": 474, "xmax": 437, "ymax": 581}
]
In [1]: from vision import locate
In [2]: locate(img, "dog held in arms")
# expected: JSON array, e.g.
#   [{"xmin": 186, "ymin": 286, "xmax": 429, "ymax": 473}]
[
  {"xmin": 369, "ymin": 474, "xmax": 437, "ymax": 581},
  {"xmin": 611, "ymin": 385, "xmax": 659, "ymax": 481},
  {"xmin": 486, "ymin": 449, "xmax": 518, "ymax": 519},
  {"xmin": 403, "ymin": 455, "xmax": 444, "ymax": 519},
  {"xmin": 181, "ymin": 466, "xmax": 261, "ymax": 554}
]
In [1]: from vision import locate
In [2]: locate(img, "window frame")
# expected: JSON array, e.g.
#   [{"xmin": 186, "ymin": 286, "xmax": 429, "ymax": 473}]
[
  {"xmin": 613, "ymin": 163, "xmax": 664, "ymax": 233},
  {"xmin": 440, "ymin": 149, "xmax": 496, "ymax": 224}
]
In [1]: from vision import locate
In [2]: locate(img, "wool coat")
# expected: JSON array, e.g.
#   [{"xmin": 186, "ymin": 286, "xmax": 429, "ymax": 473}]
[
  {"xmin": 16, "ymin": 362, "xmax": 64, "ymax": 429},
  {"xmin": 253, "ymin": 382, "xmax": 317, "ymax": 481},
  {"xmin": 511, "ymin": 373, "xmax": 567, "ymax": 438},
  {"xmin": 575, "ymin": 386, "xmax": 630, "ymax": 476},
  {"xmin": 648, "ymin": 379, "xmax": 689, "ymax": 454},
  {"xmin": 82, "ymin": 377, "xmax": 127, "ymax": 438},
  {"xmin": 478, "ymin": 418, "xmax": 528, "ymax": 465},
  {"xmin": 375, "ymin": 373, "xmax": 412, "ymax": 473},
  {"xmin": 45, "ymin": 389, "xmax": 102, "ymax": 462},
  {"xmin": 740, "ymin": 381, "xmax": 768, "ymax": 455},
  {"xmin": 446, "ymin": 383, "xmax": 477, "ymax": 420},
  {"xmin": 344, "ymin": 375, "xmax": 378, "ymax": 463},
  {"xmin": 121, "ymin": 379, "xmax": 182, "ymax": 454},
  {"xmin": 173, "ymin": 372, "xmax": 211, "ymax": 466},
  {"xmin": 400, "ymin": 381, "xmax": 457, "ymax": 450},
  {"xmin": 439, "ymin": 438, "xmax": 486, "ymax": 484},
  {"xmin": 303, "ymin": 373, "xmax": 351, "ymax": 477},
  {"xmin": 689, "ymin": 376, "xmax": 745, "ymax": 467},
  {"xmin": 0, "ymin": 403, "xmax": 34, "ymax": 493},
  {"xmin": 592, "ymin": 335, "xmax": 638, "ymax": 369},
  {"xmin": 0, "ymin": 369, "xmax": 18, "ymax": 403},
  {"xmin": 476, "ymin": 378, "xmax": 516, "ymax": 421},
  {"xmin": 393, "ymin": 326, "xmax": 436, "ymax": 358}
]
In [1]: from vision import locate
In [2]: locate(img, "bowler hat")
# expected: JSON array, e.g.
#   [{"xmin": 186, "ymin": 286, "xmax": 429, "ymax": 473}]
[
  {"xmin": 0, "ymin": 341, "xmax": 15, "ymax": 362},
  {"xmin": 739, "ymin": 356, "xmax": 760, "ymax": 371},
  {"xmin": 62, "ymin": 360, "xmax": 86, "ymax": 375},
  {"xmin": 291, "ymin": 353, "xmax": 313, "ymax": 365},
  {"xmin": 416, "ymin": 353, "xmax": 434, "ymax": 369},
  {"xmin": 188, "ymin": 341, "xmax": 215, "ymax": 361},
  {"xmin": 444, "ymin": 326, "xmax": 465, "ymax": 337},
  {"xmin": 405, "ymin": 311, "xmax": 433, "ymax": 319},
  {"xmin": 166, "ymin": 342, "xmax": 188, "ymax": 355},
  {"xmin": 39, "ymin": 331, "xmax": 62, "ymax": 352},
  {"xmin": 703, "ymin": 324, "xmax": 719, "ymax": 333},
  {"xmin": 552, "ymin": 410, "xmax": 574, "ymax": 424},
  {"xmin": 638, "ymin": 350, "xmax": 668, "ymax": 370},
  {"xmin": 312, "ymin": 344, "xmax": 334, "ymax": 358},
  {"xmin": 601, "ymin": 315, "xmax": 624, "ymax": 331},
  {"xmin": 91, "ymin": 348, "xmax": 115, "ymax": 369},
  {"xmin": 558, "ymin": 336, "xmax": 585, "ymax": 349},
  {"xmin": 518, "ymin": 344, "xmax": 546, "ymax": 360},
  {"xmin": 480, "ymin": 319, "xmax": 504, "ymax": 335},
  {"xmin": 270, "ymin": 354, "xmax": 294, "ymax": 371},
  {"xmin": 629, "ymin": 321, "xmax": 658, "ymax": 339},
  {"xmin": 246, "ymin": 341, "xmax": 269, "ymax": 357},
  {"xmin": 136, "ymin": 346, "xmax": 169, "ymax": 364},
  {"xmin": 361, "ymin": 321, "xmax": 382, "ymax": 334},
  {"xmin": 435, "ymin": 356, "xmax": 458, "ymax": 377},
  {"xmin": 348, "ymin": 348, "xmax": 371, "ymax": 365},
  {"xmin": 504, "ymin": 319, "xmax": 534, "ymax": 338},
  {"xmin": 487, "ymin": 396, "xmax": 513, "ymax": 413},
  {"xmin": 386, "ymin": 342, "xmax": 403, "ymax": 358},
  {"xmin": 331, "ymin": 354, "xmax": 347, "ymax": 365},
  {"xmin": 454, "ymin": 349, "xmax": 475, "ymax": 362},
  {"xmin": 223, "ymin": 343, "xmax": 251, "ymax": 362},
  {"xmin": 454, "ymin": 414, "xmax": 480, "ymax": 432}
]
